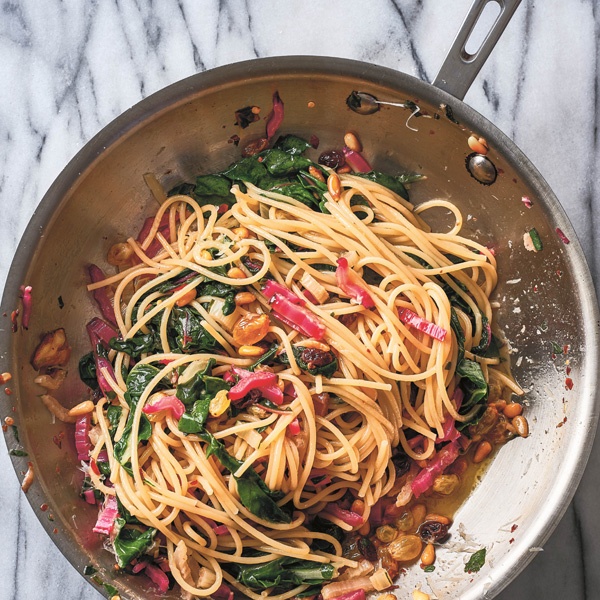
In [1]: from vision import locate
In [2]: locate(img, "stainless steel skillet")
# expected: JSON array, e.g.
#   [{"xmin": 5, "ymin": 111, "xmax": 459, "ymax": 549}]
[{"xmin": 1, "ymin": 0, "xmax": 598, "ymax": 598}]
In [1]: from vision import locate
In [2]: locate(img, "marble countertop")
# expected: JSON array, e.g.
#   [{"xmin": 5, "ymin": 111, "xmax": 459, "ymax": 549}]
[{"xmin": 1, "ymin": 0, "xmax": 598, "ymax": 598}]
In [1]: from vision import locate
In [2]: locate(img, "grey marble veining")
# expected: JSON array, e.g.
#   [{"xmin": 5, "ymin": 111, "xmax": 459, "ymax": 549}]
[{"xmin": 1, "ymin": 1, "xmax": 598, "ymax": 599}]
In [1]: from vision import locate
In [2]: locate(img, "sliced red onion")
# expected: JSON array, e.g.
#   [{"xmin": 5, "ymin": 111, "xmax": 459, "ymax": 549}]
[
  {"xmin": 263, "ymin": 280, "xmax": 305, "ymax": 305},
  {"xmin": 213, "ymin": 524, "xmax": 229, "ymax": 535},
  {"xmin": 437, "ymin": 388, "xmax": 464, "ymax": 443},
  {"xmin": 228, "ymin": 371, "xmax": 278, "ymax": 401},
  {"xmin": 335, "ymin": 257, "xmax": 375, "ymax": 309},
  {"xmin": 556, "ymin": 227, "xmax": 570, "ymax": 244},
  {"xmin": 144, "ymin": 563, "xmax": 170, "ymax": 594},
  {"xmin": 260, "ymin": 384, "xmax": 284, "ymax": 405},
  {"xmin": 86, "ymin": 316, "xmax": 119, "ymax": 346},
  {"xmin": 287, "ymin": 417, "xmax": 301, "ymax": 436},
  {"xmin": 398, "ymin": 307, "xmax": 447, "ymax": 341},
  {"xmin": 266, "ymin": 91, "xmax": 284, "ymax": 140},
  {"xmin": 74, "ymin": 414, "xmax": 92, "ymax": 461},
  {"xmin": 88, "ymin": 265, "xmax": 117, "ymax": 326},
  {"xmin": 83, "ymin": 489, "xmax": 96, "ymax": 505},
  {"xmin": 97, "ymin": 450, "xmax": 109, "ymax": 463},
  {"xmin": 342, "ymin": 146, "xmax": 372, "ymax": 173},
  {"xmin": 132, "ymin": 560, "xmax": 149, "ymax": 574},
  {"xmin": 142, "ymin": 394, "xmax": 185, "ymax": 420},
  {"xmin": 19, "ymin": 285, "xmax": 33, "ymax": 329},
  {"xmin": 211, "ymin": 583, "xmax": 234, "ymax": 600},
  {"xmin": 86, "ymin": 318, "xmax": 117, "ymax": 395},
  {"xmin": 411, "ymin": 441, "xmax": 460, "ymax": 498},
  {"xmin": 93, "ymin": 494, "xmax": 119, "ymax": 535},
  {"xmin": 324, "ymin": 503, "xmax": 364, "ymax": 527},
  {"xmin": 270, "ymin": 294, "xmax": 326, "ymax": 340}
]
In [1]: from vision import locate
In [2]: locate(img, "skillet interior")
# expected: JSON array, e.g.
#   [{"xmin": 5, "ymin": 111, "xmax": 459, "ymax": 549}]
[{"xmin": 1, "ymin": 57, "xmax": 598, "ymax": 599}]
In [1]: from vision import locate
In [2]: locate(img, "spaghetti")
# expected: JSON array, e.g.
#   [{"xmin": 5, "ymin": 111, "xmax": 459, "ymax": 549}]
[{"xmin": 81, "ymin": 166, "xmax": 523, "ymax": 599}]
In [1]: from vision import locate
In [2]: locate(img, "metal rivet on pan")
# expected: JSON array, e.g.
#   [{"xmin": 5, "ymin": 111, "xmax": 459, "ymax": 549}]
[
  {"xmin": 346, "ymin": 91, "xmax": 380, "ymax": 115},
  {"xmin": 466, "ymin": 152, "xmax": 497, "ymax": 185}
]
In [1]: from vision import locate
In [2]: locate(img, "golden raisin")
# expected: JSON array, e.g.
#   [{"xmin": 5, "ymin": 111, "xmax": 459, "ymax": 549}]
[{"xmin": 232, "ymin": 313, "xmax": 270, "ymax": 346}]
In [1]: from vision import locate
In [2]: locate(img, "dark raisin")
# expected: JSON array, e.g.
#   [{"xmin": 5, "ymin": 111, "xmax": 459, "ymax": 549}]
[
  {"xmin": 300, "ymin": 347, "xmax": 333, "ymax": 368},
  {"xmin": 358, "ymin": 537, "xmax": 378, "ymax": 562},
  {"xmin": 318, "ymin": 149, "xmax": 345, "ymax": 169},
  {"xmin": 338, "ymin": 313, "xmax": 357, "ymax": 328},
  {"xmin": 417, "ymin": 520, "xmax": 450, "ymax": 544},
  {"xmin": 311, "ymin": 392, "xmax": 330, "ymax": 417},
  {"xmin": 242, "ymin": 137, "xmax": 269, "ymax": 157},
  {"xmin": 391, "ymin": 449, "xmax": 411, "ymax": 478}
]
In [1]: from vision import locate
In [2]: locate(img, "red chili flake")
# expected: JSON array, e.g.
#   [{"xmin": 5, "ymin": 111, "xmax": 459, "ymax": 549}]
[
  {"xmin": 429, "ymin": 129, "xmax": 436, "ymax": 135},
  {"xmin": 557, "ymin": 416, "xmax": 568, "ymax": 428},
  {"xmin": 533, "ymin": 284, "xmax": 539, "ymax": 293},
  {"xmin": 228, "ymin": 134, "xmax": 240, "ymax": 146},
  {"xmin": 52, "ymin": 528, "xmax": 58, "ymax": 534},
  {"xmin": 509, "ymin": 537, "xmax": 515, "ymax": 544},
  {"xmin": 556, "ymin": 269, "xmax": 563, "ymax": 277},
  {"xmin": 10, "ymin": 309, "xmax": 19, "ymax": 332},
  {"xmin": 40, "ymin": 503, "xmax": 49, "ymax": 512},
  {"xmin": 4, "ymin": 388, "xmax": 12, "ymax": 395},
  {"xmin": 563, "ymin": 344, "xmax": 570, "ymax": 354},
  {"xmin": 55, "ymin": 465, "xmax": 61, "ymax": 474},
  {"xmin": 257, "ymin": 156, "xmax": 264, "ymax": 162},
  {"xmin": 511, "ymin": 524, "xmax": 518, "ymax": 533},
  {"xmin": 90, "ymin": 459, "xmax": 100, "ymax": 476},
  {"xmin": 566, "ymin": 366, "xmax": 572, "ymax": 375},
  {"xmin": 556, "ymin": 228, "xmax": 570, "ymax": 244},
  {"xmin": 217, "ymin": 203, "xmax": 229, "ymax": 214},
  {"xmin": 565, "ymin": 378, "xmax": 574, "ymax": 390},
  {"xmin": 521, "ymin": 196, "xmax": 533, "ymax": 208},
  {"xmin": 551, "ymin": 353, "xmax": 557, "ymax": 360}
]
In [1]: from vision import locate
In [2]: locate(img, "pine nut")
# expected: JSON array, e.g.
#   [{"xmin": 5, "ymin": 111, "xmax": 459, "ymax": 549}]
[
  {"xmin": 358, "ymin": 521, "xmax": 371, "ymax": 536},
  {"xmin": 468, "ymin": 135, "xmax": 489, "ymax": 155},
  {"xmin": 200, "ymin": 250, "xmax": 213, "ymax": 261},
  {"xmin": 424, "ymin": 513, "xmax": 451, "ymax": 526},
  {"xmin": 412, "ymin": 591, "xmax": 430, "ymax": 600},
  {"xmin": 327, "ymin": 173, "xmax": 342, "ymax": 200},
  {"xmin": 227, "ymin": 267, "xmax": 247, "ymax": 279},
  {"xmin": 234, "ymin": 292, "xmax": 255, "ymax": 306},
  {"xmin": 473, "ymin": 440, "xmax": 493, "ymax": 463},
  {"xmin": 503, "ymin": 402, "xmax": 523, "ymax": 418},
  {"xmin": 344, "ymin": 132, "xmax": 362, "ymax": 152},
  {"xmin": 294, "ymin": 339, "xmax": 330, "ymax": 352},
  {"xmin": 232, "ymin": 227, "xmax": 250, "ymax": 239},
  {"xmin": 4, "ymin": 416, "xmax": 14, "ymax": 426},
  {"xmin": 378, "ymin": 595, "xmax": 396, "ymax": 600},
  {"xmin": 512, "ymin": 415, "xmax": 529, "ymax": 437},
  {"xmin": 337, "ymin": 165, "xmax": 352, "ymax": 174},
  {"xmin": 175, "ymin": 289, "xmax": 197, "ymax": 307},
  {"xmin": 0, "ymin": 372, "xmax": 12, "ymax": 384},
  {"xmin": 308, "ymin": 165, "xmax": 326, "ymax": 182},
  {"xmin": 238, "ymin": 345, "xmax": 266, "ymax": 357},
  {"xmin": 420, "ymin": 543, "xmax": 435, "ymax": 566},
  {"xmin": 68, "ymin": 400, "xmax": 95, "ymax": 417},
  {"xmin": 351, "ymin": 499, "xmax": 365, "ymax": 515}
]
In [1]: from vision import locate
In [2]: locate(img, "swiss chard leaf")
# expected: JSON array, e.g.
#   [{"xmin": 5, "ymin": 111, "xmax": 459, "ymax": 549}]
[
  {"xmin": 199, "ymin": 431, "xmax": 291, "ymax": 524},
  {"xmin": 178, "ymin": 398, "xmax": 212, "ymax": 433},
  {"xmin": 261, "ymin": 149, "xmax": 313, "ymax": 176},
  {"xmin": 270, "ymin": 182, "xmax": 320, "ymax": 209},
  {"xmin": 112, "ymin": 518, "xmax": 157, "ymax": 568},
  {"xmin": 355, "ymin": 171, "xmax": 409, "ymax": 200},
  {"xmin": 230, "ymin": 556, "xmax": 335, "ymax": 590},
  {"xmin": 194, "ymin": 174, "xmax": 233, "ymax": 198},
  {"xmin": 274, "ymin": 134, "xmax": 312, "ymax": 155},
  {"xmin": 456, "ymin": 359, "xmax": 488, "ymax": 410},
  {"xmin": 221, "ymin": 156, "xmax": 268, "ymax": 186},
  {"xmin": 114, "ymin": 364, "xmax": 162, "ymax": 463},
  {"xmin": 78, "ymin": 352, "xmax": 99, "ymax": 391},
  {"xmin": 169, "ymin": 305, "xmax": 221, "ymax": 353},
  {"xmin": 109, "ymin": 332, "xmax": 159, "ymax": 358}
]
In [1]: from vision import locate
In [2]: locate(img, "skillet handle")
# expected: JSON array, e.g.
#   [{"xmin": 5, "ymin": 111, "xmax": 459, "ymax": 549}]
[{"xmin": 433, "ymin": 0, "xmax": 522, "ymax": 100}]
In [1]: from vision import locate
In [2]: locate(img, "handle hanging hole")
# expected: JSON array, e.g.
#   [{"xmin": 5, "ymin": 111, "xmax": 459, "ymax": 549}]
[{"xmin": 463, "ymin": 0, "xmax": 502, "ymax": 58}]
